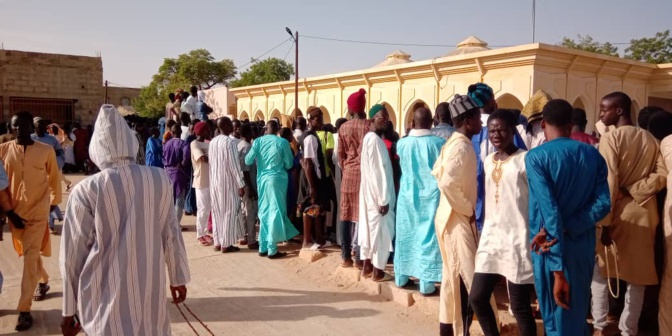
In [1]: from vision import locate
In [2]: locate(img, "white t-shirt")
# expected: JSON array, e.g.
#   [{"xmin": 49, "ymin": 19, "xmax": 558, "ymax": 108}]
[
  {"xmin": 303, "ymin": 134, "xmax": 322, "ymax": 179},
  {"xmin": 190, "ymin": 141, "xmax": 210, "ymax": 189},
  {"xmin": 184, "ymin": 95, "xmax": 198, "ymax": 120},
  {"xmin": 293, "ymin": 129, "xmax": 304, "ymax": 141},
  {"xmin": 180, "ymin": 126, "xmax": 189, "ymax": 141}
]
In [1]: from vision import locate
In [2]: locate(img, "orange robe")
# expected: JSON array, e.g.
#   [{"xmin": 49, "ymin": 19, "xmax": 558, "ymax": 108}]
[{"xmin": 0, "ymin": 140, "xmax": 62, "ymax": 257}]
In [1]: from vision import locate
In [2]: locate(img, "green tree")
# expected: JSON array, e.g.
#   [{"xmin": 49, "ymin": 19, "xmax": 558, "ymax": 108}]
[
  {"xmin": 231, "ymin": 57, "xmax": 294, "ymax": 88},
  {"xmin": 559, "ymin": 34, "xmax": 619, "ymax": 57},
  {"xmin": 625, "ymin": 30, "xmax": 672, "ymax": 64},
  {"xmin": 134, "ymin": 49, "xmax": 236, "ymax": 118}
]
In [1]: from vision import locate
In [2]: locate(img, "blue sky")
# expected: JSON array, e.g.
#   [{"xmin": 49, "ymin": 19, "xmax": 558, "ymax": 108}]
[{"xmin": 1, "ymin": 0, "xmax": 670, "ymax": 88}]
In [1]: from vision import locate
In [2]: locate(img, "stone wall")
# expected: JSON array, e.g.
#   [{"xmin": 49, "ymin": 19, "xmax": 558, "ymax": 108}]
[
  {"xmin": 0, "ymin": 49, "xmax": 104, "ymax": 125},
  {"xmin": 107, "ymin": 86, "xmax": 140, "ymax": 116}
]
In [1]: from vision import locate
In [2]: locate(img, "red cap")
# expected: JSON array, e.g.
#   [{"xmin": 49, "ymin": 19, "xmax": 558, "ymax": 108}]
[{"xmin": 347, "ymin": 89, "xmax": 367, "ymax": 113}]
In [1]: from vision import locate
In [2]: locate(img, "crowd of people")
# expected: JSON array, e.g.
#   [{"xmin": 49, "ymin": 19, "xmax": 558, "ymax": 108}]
[{"xmin": 2, "ymin": 81, "xmax": 672, "ymax": 336}]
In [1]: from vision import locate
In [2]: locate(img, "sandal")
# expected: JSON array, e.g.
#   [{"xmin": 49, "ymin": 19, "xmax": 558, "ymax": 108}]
[
  {"xmin": 15, "ymin": 312, "xmax": 33, "ymax": 331},
  {"xmin": 248, "ymin": 241, "xmax": 259, "ymax": 250},
  {"xmin": 222, "ymin": 246, "xmax": 240, "ymax": 253},
  {"xmin": 268, "ymin": 251, "xmax": 288, "ymax": 259},
  {"xmin": 198, "ymin": 237, "xmax": 212, "ymax": 246},
  {"xmin": 214, "ymin": 245, "xmax": 221, "ymax": 251},
  {"xmin": 33, "ymin": 283, "xmax": 50, "ymax": 301}
]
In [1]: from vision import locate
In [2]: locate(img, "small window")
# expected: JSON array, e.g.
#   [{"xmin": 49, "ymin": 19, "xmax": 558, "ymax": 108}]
[{"xmin": 121, "ymin": 97, "xmax": 131, "ymax": 106}]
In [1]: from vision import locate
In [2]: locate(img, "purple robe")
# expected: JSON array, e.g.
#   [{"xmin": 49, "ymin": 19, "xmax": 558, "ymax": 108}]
[{"xmin": 162, "ymin": 138, "xmax": 191, "ymax": 200}]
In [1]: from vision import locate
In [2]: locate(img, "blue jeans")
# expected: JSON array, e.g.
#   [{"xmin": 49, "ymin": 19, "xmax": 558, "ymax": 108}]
[
  {"xmin": 49, "ymin": 206, "xmax": 63, "ymax": 230},
  {"xmin": 174, "ymin": 189, "xmax": 186, "ymax": 224}
]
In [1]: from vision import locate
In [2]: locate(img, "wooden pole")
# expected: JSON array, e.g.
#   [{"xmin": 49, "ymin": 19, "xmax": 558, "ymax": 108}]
[{"xmin": 104, "ymin": 80, "xmax": 109, "ymax": 104}]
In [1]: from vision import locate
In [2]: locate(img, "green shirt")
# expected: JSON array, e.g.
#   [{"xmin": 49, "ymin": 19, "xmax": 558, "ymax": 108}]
[{"xmin": 315, "ymin": 130, "xmax": 334, "ymax": 177}]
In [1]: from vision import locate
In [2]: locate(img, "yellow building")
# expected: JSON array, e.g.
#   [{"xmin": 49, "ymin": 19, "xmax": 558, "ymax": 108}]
[{"xmin": 230, "ymin": 36, "xmax": 672, "ymax": 133}]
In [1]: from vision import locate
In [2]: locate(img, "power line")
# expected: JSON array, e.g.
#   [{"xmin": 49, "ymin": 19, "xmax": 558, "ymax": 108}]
[
  {"xmin": 302, "ymin": 34, "xmax": 633, "ymax": 48},
  {"xmin": 302, "ymin": 35, "xmax": 519, "ymax": 48},
  {"xmin": 283, "ymin": 41, "xmax": 295, "ymax": 62},
  {"xmin": 239, "ymin": 38, "xmax": 292, "ymax": 69},
  {"xmin": 106, "ymin": 81, "xmax": 134, "ymax": 88}
]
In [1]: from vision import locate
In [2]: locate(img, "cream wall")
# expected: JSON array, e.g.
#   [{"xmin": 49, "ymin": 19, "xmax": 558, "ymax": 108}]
[
  {"xmin": 202, "ymin": 86, "xmax": 236, "ymax": 119},
  {"xmin": 231, "ymin": 43, "xmax": 670, "ymax": 134}
]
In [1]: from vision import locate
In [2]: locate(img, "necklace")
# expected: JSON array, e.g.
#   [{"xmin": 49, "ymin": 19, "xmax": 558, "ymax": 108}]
[{"xmin": 491, "ymin": 152, "xmax": 516, "ymax": 205}]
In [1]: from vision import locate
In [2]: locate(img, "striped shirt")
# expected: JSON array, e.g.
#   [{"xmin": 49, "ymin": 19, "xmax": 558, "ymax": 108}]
[
  {"xmin": 60, "ymin": 105, "xmax": 190, "ymax": 335},
  {"xmin": 209, "ymin": 134, "xmax": 245, "ymax": 247}
]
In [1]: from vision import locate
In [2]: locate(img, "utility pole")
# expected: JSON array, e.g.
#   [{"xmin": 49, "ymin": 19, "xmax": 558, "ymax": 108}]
[
  {"xmin": 104, "ymin": 80, "xmax": 109, "ymax": 104},
  {"xmin": 287, "ymin": 28, "xmax": 300, "ymax": 118},
  {"xmin": 532, "ymin": 0, "xmax": 536, "ymax": 43}
]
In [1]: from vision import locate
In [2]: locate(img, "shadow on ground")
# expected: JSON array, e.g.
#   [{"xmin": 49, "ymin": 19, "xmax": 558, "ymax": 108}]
[
  {"xmin": 0, "ymin": 309, "xmax": 62, "ymax": 336},
  {"xmin": 171, "ymin": 287, "xmax": 382, "ymax": 323}
]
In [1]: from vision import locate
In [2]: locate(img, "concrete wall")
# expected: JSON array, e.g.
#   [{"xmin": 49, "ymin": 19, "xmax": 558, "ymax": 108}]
[{"xmin": 0, "ymin": 50, "xmax": 104, "ymax": 125}]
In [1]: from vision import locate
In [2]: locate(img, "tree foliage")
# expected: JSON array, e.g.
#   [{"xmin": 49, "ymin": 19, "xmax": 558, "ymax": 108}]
[
  {"xmin": 559, "ymin": 34, "xmax": 619, "ymax": 57},
  {"xmin": 231, "ymin": 57, "xmax": 295, "ymax": 88},
  {"xmin": 134, "ymin": 49, "xmax": 236, "ymax": 118},
  {"xmin": 625, "ymin": 30, "xmax": 672, "ymax": 64}
]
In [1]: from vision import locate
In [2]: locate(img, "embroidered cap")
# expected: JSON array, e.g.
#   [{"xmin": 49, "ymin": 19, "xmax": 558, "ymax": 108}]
[{"xmin": 448, "ymin": 94, "xmax": 478, "ymax": 119}]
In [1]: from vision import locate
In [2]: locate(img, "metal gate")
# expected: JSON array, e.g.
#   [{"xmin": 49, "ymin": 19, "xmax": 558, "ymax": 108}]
[{"xmin": 9, "ymin": 97, "xmax": 75, "ymax": 126}]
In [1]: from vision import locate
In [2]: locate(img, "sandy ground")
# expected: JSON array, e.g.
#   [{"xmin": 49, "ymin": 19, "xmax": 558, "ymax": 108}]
[
  {"xmin": 0, "ymin": 175, "xmax": 438, "ymax": 336},
  {"xmin": 0, "ymin": 174, "xmax": 650, "ymax": 336}
]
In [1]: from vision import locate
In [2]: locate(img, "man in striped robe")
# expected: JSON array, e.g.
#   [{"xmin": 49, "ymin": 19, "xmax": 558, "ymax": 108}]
[
  {"xmin": 60, "ymin": 105, "xmax": 190, "ymax": 335},
  {"xmin": 209, "ymin": 117, "xmax": 246, "ymax": 253}
]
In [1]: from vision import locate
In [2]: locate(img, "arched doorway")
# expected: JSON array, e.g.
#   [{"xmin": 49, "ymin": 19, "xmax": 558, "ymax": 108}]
[
  {"xmin": 404, "ymin": 100, "xmax": 429, "ymax": 132},
  {"xmin": 319, "ymin": 106, "xmax": 332, "ymax": 124},
  {"xmin": 239, "ymin": 111, "xmax": 250, "ymax": 121},
  {"xmin": 254, "ymin": 110, "xmax": 265, "ymax": 121},
  {"xmin": 380, "ymin": 102, "xmax": 397, "ymax": 131},
  {"xmin": 290, "ymin": 107, "xmax": 303, "ymax": 119},
  {"xmin": 572, "ymin": 97, "xmax": 586, "ymax": 110},
  {"xmin": 496, "ymin": 93, "xmax": 524, "ymax": 111},
  {"xmin": 270, "ymin": 109, "xmax": 282, "ymax": 121}
]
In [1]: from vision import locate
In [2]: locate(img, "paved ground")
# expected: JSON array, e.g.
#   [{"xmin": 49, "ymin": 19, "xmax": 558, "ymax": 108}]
[{"xmin": 0, "ymin": 175, "xmax": 437, "ymax": 336}]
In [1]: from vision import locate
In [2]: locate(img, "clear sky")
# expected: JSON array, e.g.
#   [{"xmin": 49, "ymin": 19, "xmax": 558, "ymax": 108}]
[{"xmin": 1, "ymin": 0, "xmax": 670, "ymax": 88}]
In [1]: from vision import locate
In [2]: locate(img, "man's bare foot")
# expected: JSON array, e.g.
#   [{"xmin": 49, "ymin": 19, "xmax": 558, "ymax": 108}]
[
  {"xmin": 341, "ymin": 259, "xmax": 354, "ymax": 268},
  {"xmin": 362, "ymin": 260, "xmax": 373, "ymax": 278},
  {"xmin": 372, "ymin": 268, "xmax": 393, "ymax": 282}
]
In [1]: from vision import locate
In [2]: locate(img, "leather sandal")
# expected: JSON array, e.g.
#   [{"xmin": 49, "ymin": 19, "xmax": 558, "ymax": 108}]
[
  {"xmin": 268, "ymin": 251, "xmax": 288, "ymax": 259},
  {"xmin": 15, "ymin": 312, "xmax": 33, "ymax": 331},
  {"xmin": 33, "ymin": 283, "xmax": 50, "ymax": 301}
]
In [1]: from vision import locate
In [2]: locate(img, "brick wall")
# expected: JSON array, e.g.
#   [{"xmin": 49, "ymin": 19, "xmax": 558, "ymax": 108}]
[{"xmin": 0, "ymin": 49, "xmax": 104, "ymax": 125}]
